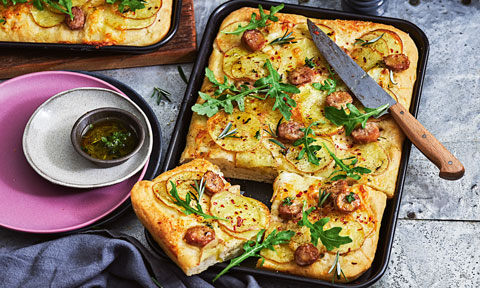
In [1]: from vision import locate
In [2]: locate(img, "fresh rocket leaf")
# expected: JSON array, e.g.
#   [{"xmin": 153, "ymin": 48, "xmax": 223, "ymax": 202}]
[
  {"xmin": 282, "ymin": 197, "xmax": 294, "ymax": 206},
  {"xmin": 212, "ymin": 229, "xmax": 295, "ymax": 282},
  {"xmin": 324, "ymin": 103, "xmax": 389, "ymax": 136},
  {"xmin": 168, "ymin": 181, "xmax": 224, "ymax": 220},
  {"xmin": 292, "ymin": 122, "xmax": 322, "ymax": 165},
  {"xmin": 345, "ymin": 192, "xmax": 356, "ymax": 203},
  {"xmin": 221, "ymin": 4, "xmax": 284, "ymax": 35},
  {"xmin": 33, "ymin": 0, "xmax": 73, "ymax": 19},
  {"xmin": 2, "ymin": 0, "xmax": 26, "ymax": 6},
  {"xmin": 106, "ymin": 0, "xmax": 146, "ymax": 13},
  {"xmin": 205, "ymin": 68, "xmax": 239, "ymax": 96},
  {"xmin": 305, "ymin": 57, "xmax": 316, "ymax": 69},
  {"xmin": 312, "ymin": 64, "xmax": 337, "ymax": 95},
  {"xmin": 322, "ymin": 143, "xmax": 371, "ymax": 181},
  {"xmin": 255, "ymin": 60, "xmax": 299, "ymax": 120},
  {"xmin": 298, "ymin": 202, "xmax": 352, "ymax": 250}
]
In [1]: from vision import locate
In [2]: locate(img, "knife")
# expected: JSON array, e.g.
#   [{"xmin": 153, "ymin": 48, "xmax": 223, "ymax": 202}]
[{"xmin": 307, "ymin": 19, "xmax": 464, "ymax": 180}]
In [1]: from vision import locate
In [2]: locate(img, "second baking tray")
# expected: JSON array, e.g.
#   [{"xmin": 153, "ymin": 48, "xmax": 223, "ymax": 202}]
[
  {"xmin": 158, "ymin": 0, "xmax": 430, "ymax": 287},
  {"xmin": 0, "ymin": 0, "xmax": 182, "ymax": 54}
]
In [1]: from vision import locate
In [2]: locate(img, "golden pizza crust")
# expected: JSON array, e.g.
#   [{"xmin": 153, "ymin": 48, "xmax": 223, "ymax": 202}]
[
  {"xmin": 131, "ymin": 159, "xmax": 270, "ymax": 275},
  {"xmin": 259, "ymin": 172, "xmax": 387, "ymax": 282},
  {"xmin": 180, "ymin": 7, "xmax": 418, "ymax": 198},
  {"xmin": 0, "ymin": 0, "xmax": 172, "ymax": 46}
]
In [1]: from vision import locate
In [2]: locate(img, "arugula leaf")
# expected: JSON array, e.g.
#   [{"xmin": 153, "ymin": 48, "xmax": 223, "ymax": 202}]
[
  {"xmin": 1, "ymin": 0, "xmax": 27, "ymax": 6},
  {"xmin": 282, "ymin": 197, "xmax": 294, "ymax": 206},
  {"xmin": 312, "ymin": 64, "xmax": 337, "ymax": 95},
  {"xmin": 305, "ymin": 57, "xmax": 316, "ymax": 69},
  {"xmin": 324, "ymin": 103, "xmax": 389, "ymax": 136},
  {"xmin": 33, "ymin": 0, "xmax": 73, "ymax": 19},
  {"xmin": 106, "ymin": 0, "xmax": 146, "ymax": 13},
  {"xmin": 205, "ymin": 68, "xmax": 239, "ymax": 96},
  {"xmin": 213, "ymin": 229, "xmax": 295, "ymax": 282},
  {"xmin": 322, "ymin": 143, "xmax": 371, "ymax": 181},
  {"xmin": 255, "ymin": 60, "xmax": 299, "ymax": 120},
  {"xmin": 221, "ymin": 4, "xmax": 284, "ymax": 35},
  {"xmin": 168, "ymin": 181, "xmax": 224, "ymax": 220},
  {"xmin": 298, "ymin": 203, "xmax": 352, "ymax": 250},
  {"xmin": 292, "ymin": 122, "xmax": 322, "ymax": 165},
  {"xmin": 345, "ymin": 192, "xmax": 356, "ymax": 203}
]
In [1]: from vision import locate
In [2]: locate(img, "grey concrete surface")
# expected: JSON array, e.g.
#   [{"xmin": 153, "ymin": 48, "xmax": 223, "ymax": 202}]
[{"xmin": 1, "ymin": 0, "xmax": 479, "ymax": 287}]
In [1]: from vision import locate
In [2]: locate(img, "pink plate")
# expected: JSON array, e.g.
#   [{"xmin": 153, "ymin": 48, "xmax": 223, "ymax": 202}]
[{"xmin": 0, "ymin": 71, "xmax": 148, "ymax": 233}]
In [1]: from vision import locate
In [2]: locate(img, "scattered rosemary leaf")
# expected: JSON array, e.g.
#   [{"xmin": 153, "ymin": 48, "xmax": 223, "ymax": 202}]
[
  {"xmin": 217, "ymin": 122, "xmax": 239, "ymax": 139},
  {"xmin": 318, "ymin": 190, "xmax": 331, "ymax": 207},
  {"xmin": 177, "ymin": 65, "xmax": 188, "ymax": 84},
  {"xmin": 270, "ymin": 30, "xmax": 297, "ymax": 45},
  {"xmin": 151, "ymin": 87, "xmax": 172, "ymax": 104},
  {"xmin": 328, "ymin": 251, "xmax": 348, "ymax": 284},
  {"xmin": 268, "ymin": 138, "xmax": 286, "ymax": 150}
]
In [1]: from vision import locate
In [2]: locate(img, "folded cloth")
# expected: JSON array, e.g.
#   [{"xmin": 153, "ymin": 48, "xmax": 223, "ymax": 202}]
[{"xmin": 0, "ymin": 229, "xmax": 261, "ymax": 288}]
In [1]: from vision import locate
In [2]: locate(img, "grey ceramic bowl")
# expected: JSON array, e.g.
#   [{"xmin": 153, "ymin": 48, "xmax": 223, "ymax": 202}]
[{"xmin": 71, "ymin": 107, "xmax": 145, "ymax": 168}]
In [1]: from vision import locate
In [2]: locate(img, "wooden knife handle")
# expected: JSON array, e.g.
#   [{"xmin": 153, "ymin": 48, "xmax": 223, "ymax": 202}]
[{"xmin": 389, "ymin": 102, "xmax": 465, "ymax": 180}]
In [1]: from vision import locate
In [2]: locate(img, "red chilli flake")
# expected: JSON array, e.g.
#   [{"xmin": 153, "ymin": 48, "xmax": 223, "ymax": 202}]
[
  {"xmin": 296, "ymin": 192, "xmax": 303, "ymax": 197},
  {"xmin": 231, "ymin": 199, "xmax": 235, "ymax": 204},
  {"xmin": 220, "ymin": 204, "xmax": 225, "ymax": 208},
  {"xmin": 213, "ymin": 202, "xmax": 217, "ymax": 205},
  {"xmin": 236, "ymin": 216, "xmax": 244, "ymax": 227}
]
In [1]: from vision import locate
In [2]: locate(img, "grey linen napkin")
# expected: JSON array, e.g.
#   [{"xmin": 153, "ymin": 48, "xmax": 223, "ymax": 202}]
[{"xmin": 0, "ymin": 229, "xmax": 262, "ymax": 288}]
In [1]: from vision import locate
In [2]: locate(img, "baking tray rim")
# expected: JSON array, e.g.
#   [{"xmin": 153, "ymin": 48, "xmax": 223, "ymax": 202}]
[
  {"xmin": 0, "ymin": 0, "xmax": 182, "ymax": 54},
  {"xmin": 159, "ymin": 0, "xmax": 429, "ymax": 287}
]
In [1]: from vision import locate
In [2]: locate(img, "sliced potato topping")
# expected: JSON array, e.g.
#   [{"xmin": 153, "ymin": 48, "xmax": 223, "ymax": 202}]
[
  {"xmin": 231, "ymin": 51, "xmax": 277, "ymax": 80},
  {"xmin": 104, "ymin": 5, "xmax": 156, "ymax": 30},
  {"xmin": 223, "ymin": 47, "xmax": 250, "ymax": 79},
  {"xmin": 30, "ymin": 7, "xmax": 65, "ymax": 28},
  {"xmin": 350, "ymin": 142, "xmax": 390, "ymax": 176},
  {"xmin": 216, "ymin": 21, "xmax": 250, "ymax": 52},
  {"xmin": 285, "ymin": 137, "xmax": 335, "ymax": 173},
  {"xmin": 351, "ymin": 46, "xmax": 383, "ymax": 71},
  {"xmin": 260, "ymin": 243, "xmax": 295, "ymax": 263},
  {"xmin": 292, "ymin": 22, "xmax": 336, "ymax": 42},
  {"xmin": 236, "ymin": 139, "xmax": 278, "ymax": 169},
  {"xmin": 210, "ymin": 191, "xmax": 268, "ymax": 233},
  {"xmin": 295, "ymin": 85, "xmax": 343, "ymax": 136},
  {"xmin": 357, "ymin": 37, "xmax": 389, "ymax": 56},
  {"xmin": 324, "ymin": 219, "xmax": 365, "ymax": 254},
  {"xmin": 362, "ymin": 29, "xmax": 403, "ymax": 54},
  {"xmin": 367, "ymin": 67, "xmax": 392, "ymax": 89},
  {"xmin": 115, "ymin": 0, "xmax": 161, "ymax": 19},
  {"xmin": 207, "ymin": 111, "xmax": 262, "ymax": 152}
]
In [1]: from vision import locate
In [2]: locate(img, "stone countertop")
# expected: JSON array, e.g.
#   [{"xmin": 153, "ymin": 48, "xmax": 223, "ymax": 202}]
[{"xmin": 1, "ymin": 0, "xmax": 479, "ymax": 287}]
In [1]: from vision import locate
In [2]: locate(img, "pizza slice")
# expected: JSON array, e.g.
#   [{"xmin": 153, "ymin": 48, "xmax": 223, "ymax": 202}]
[
  {"xmin": 131, "ymin": 159, "xmax": 270, "ymax": 275},
  {"xmin": 257, "ymin": 171, "xmax": 387, "ymax": 282}
]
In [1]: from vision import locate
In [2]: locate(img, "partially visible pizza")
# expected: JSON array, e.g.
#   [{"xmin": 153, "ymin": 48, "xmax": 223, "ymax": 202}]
[{"xmin": 0, "ymin": 0, "xmax": 172, "ymax": 46}]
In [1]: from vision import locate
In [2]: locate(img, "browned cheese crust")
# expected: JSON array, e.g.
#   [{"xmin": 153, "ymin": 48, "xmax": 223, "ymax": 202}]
[
  {"xmin": 131, "ymin": 159, "xmax": 270, "ymax": 275},
  {"xmin": 0, "ymin": 0, "xmax": 172, "ymax": 46},
  {"xmin": 180, "ymin": 7, "xmax": 418, "ymax": 199}
]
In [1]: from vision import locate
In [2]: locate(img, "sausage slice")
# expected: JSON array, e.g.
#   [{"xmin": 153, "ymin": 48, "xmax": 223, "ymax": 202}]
[
  {"xmin": 278, "ymin": 202, "xmax": 303, "ymax": 221},
  {"xmin": 277, "ymin": 120, "xmax": 305, "ymax": 143},
  {"xmin": 325, "ymin": 91, "xmax": 353, "ymax": 110},
  {"xmin": 383, "ymin": 54, "xmax": 410, "ymax": 72},
  {"xmin": 334, "ymin": 191, "xmax": 361, "ymax": 213},
  {"xmin": 242, "ymin": 29, "xmax": 265, "ymax": 51},
  {"xmin": 351, "ymin": 122, "xmax": 380, "ymax": 144},
  {"xmin": 184, "ymin": 226, "xmax": 215, "ymax": 247},
  {"xmin": 65, "ymin": 7, "xmax": 85, "ymax": 30},
  {"xmin": 288, "ymin": 66, "xmax": 314, "ymax": 85},
  {"xmin": 203, "ymin": 171, "xmax": 225, "ymax": 196},
  {"xmin": 294, "ymin": 243, "xmax": 320, "ymax": 266}
]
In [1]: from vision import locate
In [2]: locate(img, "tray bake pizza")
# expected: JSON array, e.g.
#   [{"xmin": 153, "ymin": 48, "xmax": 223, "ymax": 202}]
[
  {"xmin": 0, "ymin": 0, "xmax": 172, "ymax": 46},
  {"xmin": 132, "ymin": 3, "xmax": 419, "ymax": 284}
]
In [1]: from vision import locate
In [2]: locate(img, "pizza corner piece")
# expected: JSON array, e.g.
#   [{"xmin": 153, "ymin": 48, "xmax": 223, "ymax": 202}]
[
  {"xmin": 181, "ymin": 3, "xmax": 418, "ymax": 199},
  {"xmin": 131, "ymin": 159, "xmax": 270, "ymax": 276},
  {"xmin": 257, "ymin": 171, "xmax": 387, "ymax": 283}
]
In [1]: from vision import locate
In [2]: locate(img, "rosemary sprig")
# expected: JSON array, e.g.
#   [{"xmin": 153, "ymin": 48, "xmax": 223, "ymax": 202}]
[
  {"xmin": 270, "ymin": 30, "xmax": 297, "ymax": 45},
  {"xmin": 322, "ymin": 143, "xmax": 371, "ymax": 181},
  {"xmin": 151, "ymin": 87, "xmax": 172, "ymax": 104},
  {"xmin": 389, "ymin": 69, "xmax": 398, "ymax": 85},
  {"xmin": 217, "ymin": 122, "xmax": 239, "ymax": 139},
  {"xmin": 318, "ymin": 190, "xmax": 331, "ymax": 207},
  {"xmin": 354, "ymin": 33, "xmax": 385, "ymax": 46},
  {"xmin": 168, "ymin": 181, "xmax": 224, "ymax": 220},
  {"xmin": 328, "ymin": 251, "xmax": 348, "ymax": 284},
  {"xmin": 263, "ymin": 117, "xmax": 283, "ymax": 138},
  {"xmin": 177, "ymin": 65, "xmax": 188, "ymax": 84},
  {"xmin": 190, "ymin": 177, "xmax": 206, "ymax": 212},
  {"xmin": 269, "ymin": 138, "xmax": 286, "ymax": 150}
]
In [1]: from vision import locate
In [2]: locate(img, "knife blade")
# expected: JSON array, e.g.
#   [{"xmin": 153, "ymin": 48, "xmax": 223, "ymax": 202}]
[
  {"xmin": 307, "ymin": 19, "xmax": 395, "ymax": 116},
  {"xmin": 307, "ymin": 19, "xmax": 464, "ymax": 180}
]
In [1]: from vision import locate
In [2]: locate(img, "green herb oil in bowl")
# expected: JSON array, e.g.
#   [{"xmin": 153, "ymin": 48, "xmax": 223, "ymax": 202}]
[{"xmin": 81, "ymin": 119, "xmax": 138, "ymax": 161}]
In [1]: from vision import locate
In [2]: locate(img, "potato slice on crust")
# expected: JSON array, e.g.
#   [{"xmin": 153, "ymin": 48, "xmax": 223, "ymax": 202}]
[
  {"xmin": 285, "ymin": 137, "xmax": 335, "ymax": 173},
  {"xmin": 351, "ymin": 46, "xmax": 383, "ymax": 71},
  {"xmin": 223, "ymin": 47, "xmax": 249, "ymax": 79},
  {"xmin": 30, "ymin": 7, "xmax": 65, "ymax": 28},
  {"xmin": 361, "ymin": 29, "xmax": 403, "ymax": 54},
  {"xmin": 116, "ymin": 0, "xmax": 162, "ymax": 19},
  {"xmin": 367, "ymin": 67, "xmax": 393, "ymax": 89},
  {"xmin": 216, "ymin": 21, "xmax": 249, "ymax": 52},
  {"xmin": 231, "ymin": 51, "xmax": 278, "ymax": 80},
  {"xmin": 324, "ymin": 219, "xmax": 365, "ymax": 255},
  {"xmin": 210, "ymin": 191, "xmax": 269, "ymax": 233},
  {"xmin": 350, "ymin": 142, "xmax": 390, "ymax": 176},
  {"xmin": 293, "ymin": 22, "xmax": 336, "ymax": 42},
  {"xmin": 295, "ymin": 86, "xmax": 343, "ymax": 136},
  {"xmin": 105, "ymin": 5, "xmax": 156, "ymax": 30},
  {"xmin": 207, "ymin": 111, "xmax": 262, "ymax": 152}
]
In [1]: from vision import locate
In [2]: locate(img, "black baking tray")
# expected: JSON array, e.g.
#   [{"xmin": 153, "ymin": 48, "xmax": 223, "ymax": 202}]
[
  {"xmin": 0, "ymin": 0, "xmax": 182, "ymax": 54},
  {"xmin": 156, "ymin": 0, "xmax": 429, "ymax": 287}
]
